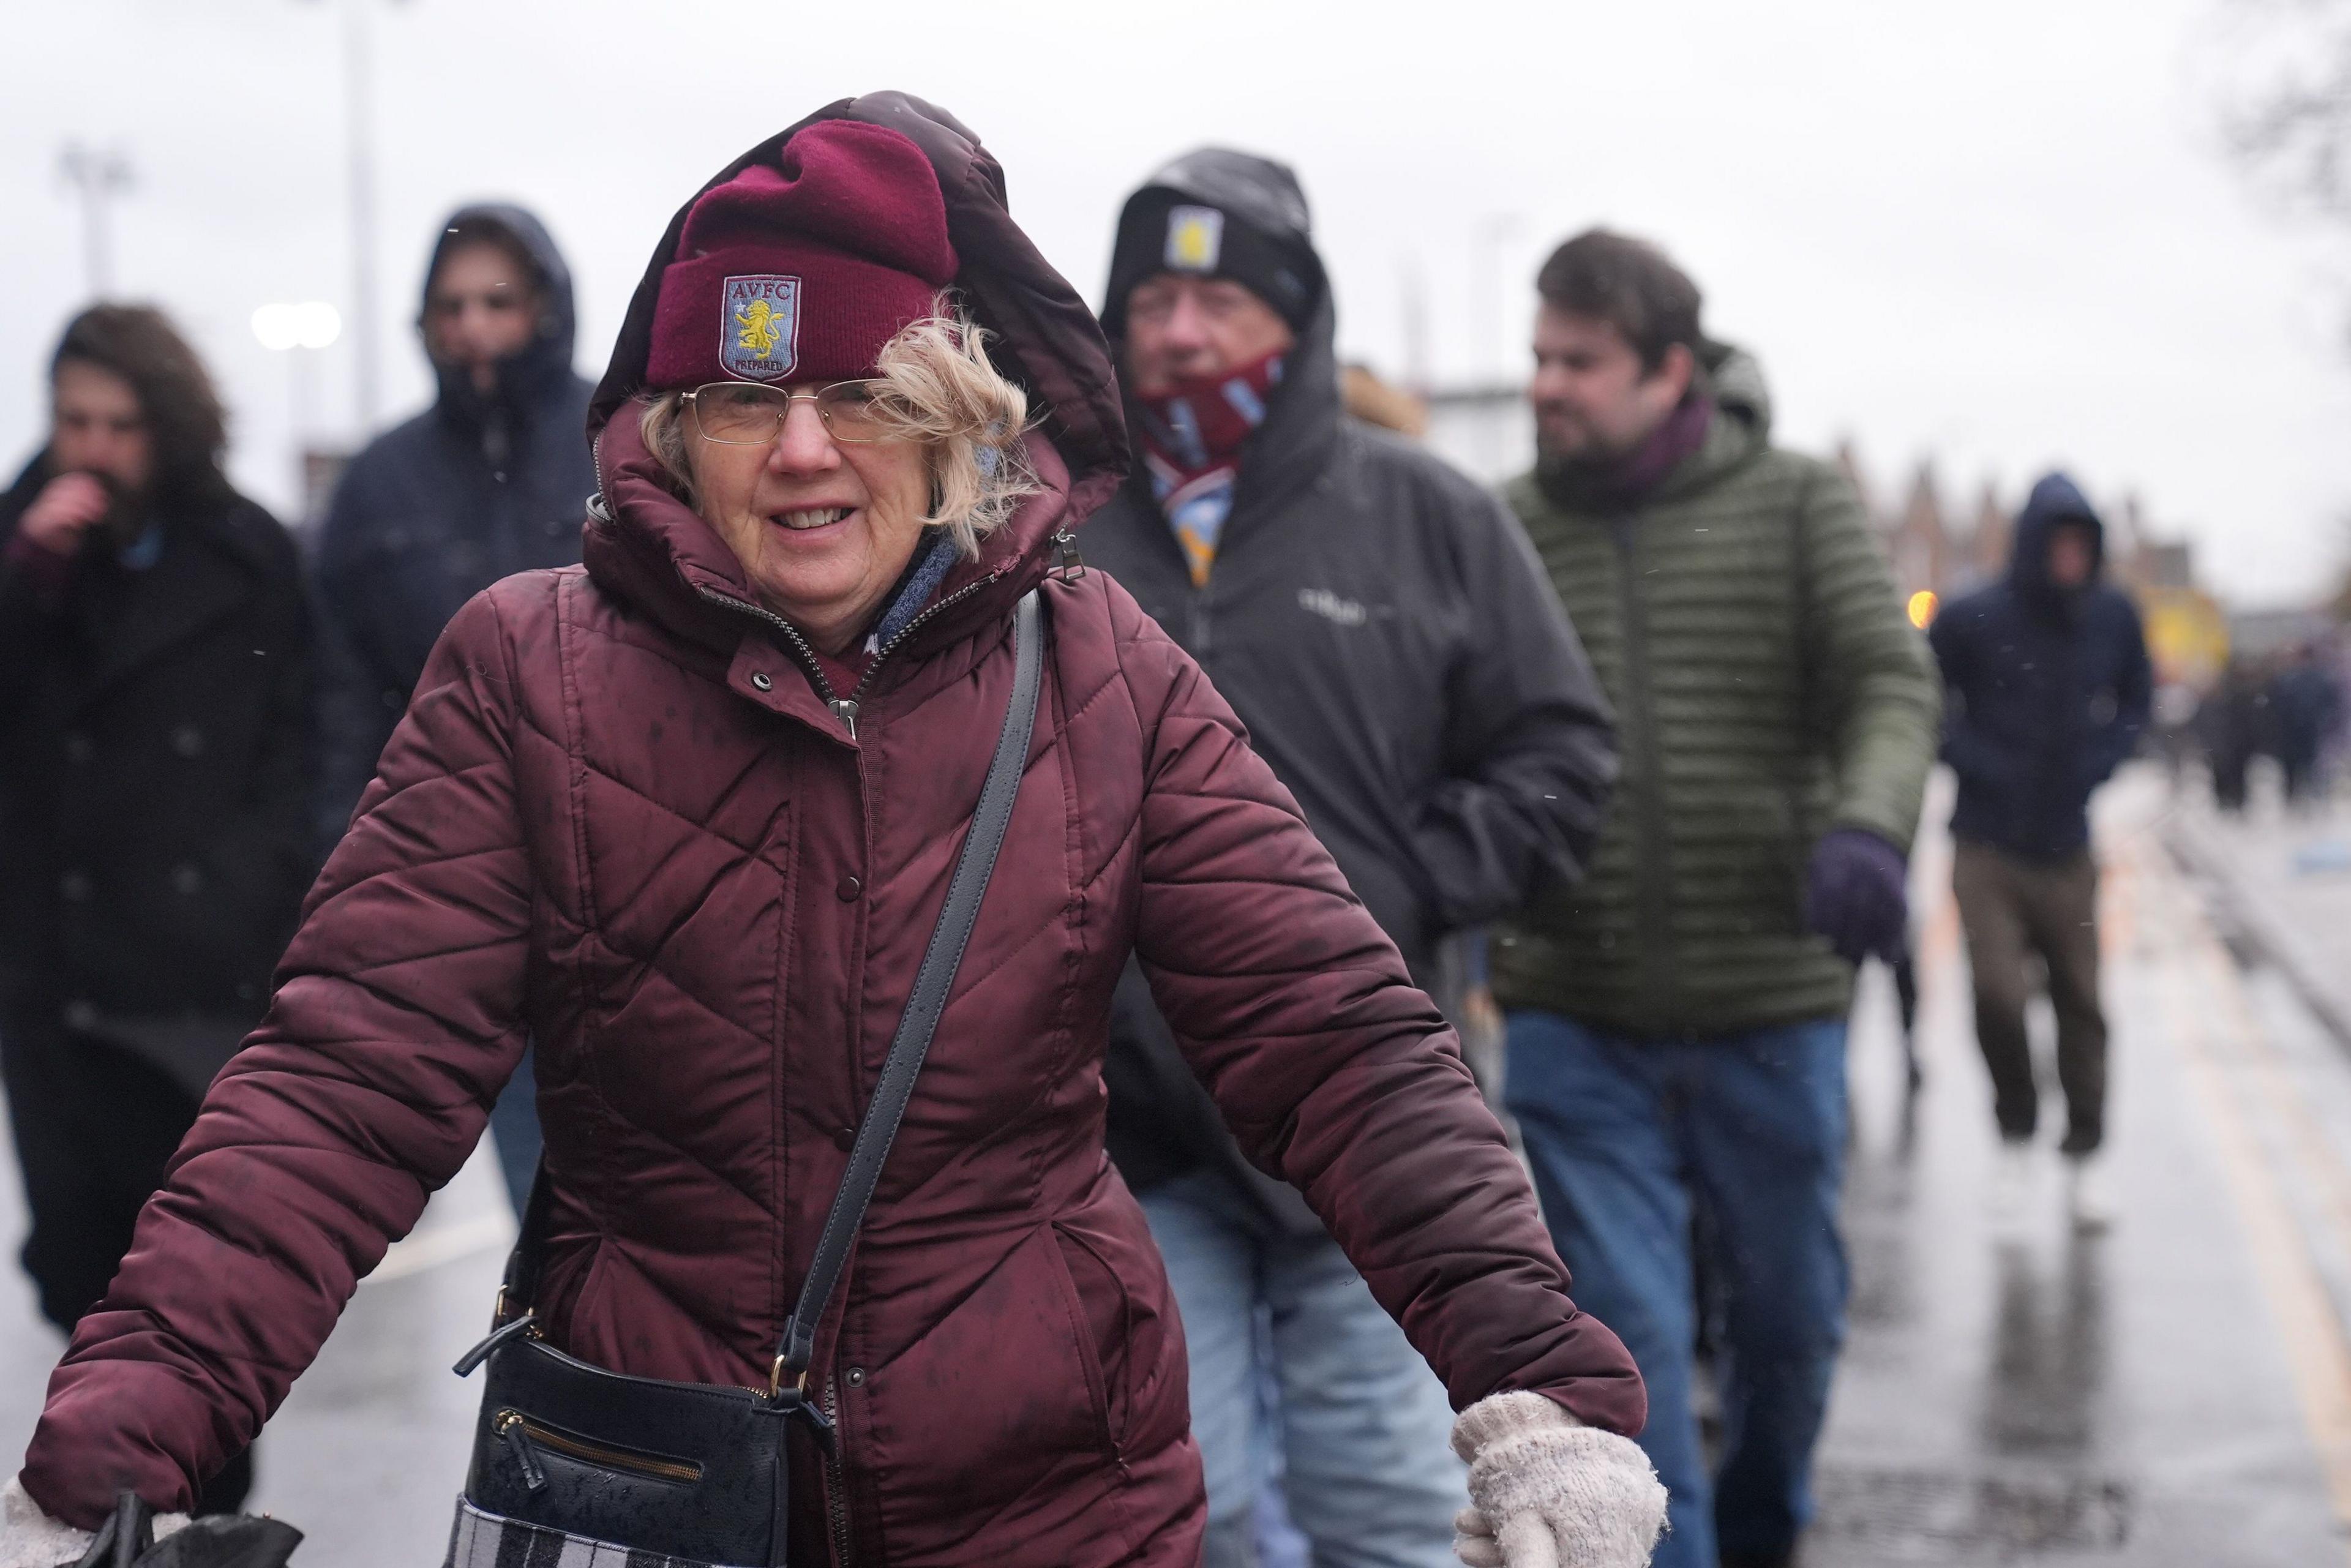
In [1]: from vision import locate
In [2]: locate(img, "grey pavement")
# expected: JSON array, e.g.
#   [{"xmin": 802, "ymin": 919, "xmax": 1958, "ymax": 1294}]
[
  {"xmin": 2, "ymin": 768, "xmax": 2350, "ymax": 1564},
  {"xmin": 2164, "ymin": 769, "xmax": 2351, "ymax": 1045}
]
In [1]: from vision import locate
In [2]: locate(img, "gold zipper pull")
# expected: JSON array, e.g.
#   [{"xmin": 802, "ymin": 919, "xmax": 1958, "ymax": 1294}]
[{"xmin": 495, "ymin": 1410, "xmax": 549, "ymax": 1493}]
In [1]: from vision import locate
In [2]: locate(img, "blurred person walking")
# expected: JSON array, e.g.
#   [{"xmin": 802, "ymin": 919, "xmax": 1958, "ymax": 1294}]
[
  {"xmin": 1083, "ymin": 149, "xmax": 1618, "ymax": 1568},
  {"xmin": 1493, "ymin": 231, "xmax": 1940, "ymax": 1568},
  {"xmin": 0, "ymin": 305, "xmax": 315, "ymax": 1516},
  {"xmin": 310, "ymin": 204, "xmax": 594, "ymax": 1212},
  {"xmin": 1930, "ymin": 475, "xmax": 2151, "ymax": 1229},
  {"xmin": 2270, "ymin": 642, "xmax": 2339, "ymax": 808},
  {"xmin": 2200, "ymin": 659, "xmax": 2263, "ymax": 812}
]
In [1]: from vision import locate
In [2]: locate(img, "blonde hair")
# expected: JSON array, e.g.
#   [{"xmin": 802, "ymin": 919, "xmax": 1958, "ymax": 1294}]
[{"xmin": 637, "ymin": 300, "xmax": 1040, "ymax": 560}]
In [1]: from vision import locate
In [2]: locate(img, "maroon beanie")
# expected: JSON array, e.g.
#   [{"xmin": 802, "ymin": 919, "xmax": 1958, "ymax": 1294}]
[{"xmin": 647, "ymin": 120, "xmax": 959, "ymax": 389}]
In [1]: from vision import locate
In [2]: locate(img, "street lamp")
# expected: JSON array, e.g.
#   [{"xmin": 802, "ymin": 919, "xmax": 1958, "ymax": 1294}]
[
  {"xmin": 299, "ymin": 0, "xmax": 410, "ymax": 428},
  {"xmin": 252, "ymin": 301, "xmax": 343, "ymax": 353},
  {"xmin": 253, "ymin": 302, "xmax": 343, "ymax": 506},
  {"xmin": 58, "ymin": 141, "xmax": 134, "ymax": 299}
]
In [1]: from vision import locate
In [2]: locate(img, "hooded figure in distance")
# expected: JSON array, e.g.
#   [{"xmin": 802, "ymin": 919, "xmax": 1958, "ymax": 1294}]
[
  {"xmin": 310, "ymin": 204, "xmax": 597, "ymax": 1209},
  {"xmin": 1930, "ymin": 471, "xmax": 2151, "ymax": 1229}
]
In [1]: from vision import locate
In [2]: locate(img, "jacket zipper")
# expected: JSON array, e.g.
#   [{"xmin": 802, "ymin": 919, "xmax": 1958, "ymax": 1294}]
[
  {"xmin": 694, "ymin": 572, "xmax": 1002, "ymax": 742},
  {"xmin": 1610, "ymin": 516, "xmax": 1678, "ymax": 1024},
  {"xmin": 823, "ymin": 1375, "xmax": 852, "ymax": 1566},
  {"xmin": 493, "ymin": 1409, "xmax": 703, "ymax": 1486}
]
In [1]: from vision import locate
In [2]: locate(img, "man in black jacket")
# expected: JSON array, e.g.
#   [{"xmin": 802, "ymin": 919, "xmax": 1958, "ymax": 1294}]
[
  {"xmin": 1087, "ymin": 149, "xmax": 1617, "ymax": 1568},
  {"xmin": 312, "ymin": 204, "xmax": 595, "ymax": 1211},
  {"xmin": 1929, "ymin": 472, "xmax": 2150, "ymax": 1230},
  {"xmin": 0, "ymin": 305, "xmax": 314, "ymax": 1514}
]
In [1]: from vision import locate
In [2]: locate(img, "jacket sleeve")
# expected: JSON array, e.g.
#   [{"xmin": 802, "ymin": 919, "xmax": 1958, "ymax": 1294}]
[
  {"xmin": 1926, "ymin": 604, "xmax": 2021, "ymax": 792},
  {"xmin": 1798, "ymin": 465, "xmax": 1942, "ymax": 853},
  {"xmin": 1411, "ymin": 490, "xmax": 1616, "ymax": 928},
  {"xmin": 0, "ymin": 532, "xmax": 71, "ymax": 730},
  {"xmin": 20, "ymin": 588, "xmax": 537, "ymax": 1528},
  {"xmin": 309, "ymin": 476, "xmax": 406, "ymax": 860},
  {"xmin": 1109, "ymin": 581, "xmax": 1647, "ymax": 1437},
  {"xmin": 2084, "ymin": 598, "xmax": 2153, "ymax": 787}
]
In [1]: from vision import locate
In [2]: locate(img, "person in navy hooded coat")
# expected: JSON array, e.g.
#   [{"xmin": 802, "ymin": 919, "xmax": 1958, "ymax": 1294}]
[
  {"xmin": 310, "ymin": 204, "xmax": 596, "ymax": 1209},
  {"xmin": 1929, "ymin": 471, "xmax": 2150, "ymax": 1229}
]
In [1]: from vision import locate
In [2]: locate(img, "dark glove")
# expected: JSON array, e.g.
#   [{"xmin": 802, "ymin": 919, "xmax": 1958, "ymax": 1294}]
[
  {"xmin": 75, "ymin": 1494, "xmax": 299, "ymax": 1568},
  {"xmin": 1804, "ymin": 828, "xmax": 1910, "ymax": 965}
]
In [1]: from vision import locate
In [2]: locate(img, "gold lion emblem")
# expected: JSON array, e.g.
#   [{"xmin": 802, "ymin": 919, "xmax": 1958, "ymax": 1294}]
[{"xmin": 734, "ymin": 298, "xmax": 786, "ymax": 358}]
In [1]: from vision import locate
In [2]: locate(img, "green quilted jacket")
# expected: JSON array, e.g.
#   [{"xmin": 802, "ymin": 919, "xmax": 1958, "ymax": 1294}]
[{"xmin": 1492, "ymin": 347, "xmax": 1940, "ymax": 1038}]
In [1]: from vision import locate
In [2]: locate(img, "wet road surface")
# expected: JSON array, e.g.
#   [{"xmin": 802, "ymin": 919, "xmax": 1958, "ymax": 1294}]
[
  {"xmin": 2, "ymin": 769, "xmax": 2348, "ymax": 1564},
  {"xmin": 1812, "ymin": 775, "xmax": 2350, "ymax": 1565}
]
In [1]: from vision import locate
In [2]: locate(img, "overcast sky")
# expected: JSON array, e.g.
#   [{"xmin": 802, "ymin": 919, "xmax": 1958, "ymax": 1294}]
[{"xmin": 5, "ymin": 0, "xmax": 2347, "ymax": 605}]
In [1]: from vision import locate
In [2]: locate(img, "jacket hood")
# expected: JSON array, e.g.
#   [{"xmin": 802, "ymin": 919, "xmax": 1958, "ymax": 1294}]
[
  {"xmin": 2009, "ymin": 471, "xmax": 2104, "ymax": 606},
  {"xmin": 581, "ymin": 93, "xmax": 1130, "ymax": 663},
  {"xmin": 1103, "ymin": 148, "xmax": 1340, "ymax": 536},
  {"xmin": 1611, "ymin": 339, "xmax": 1770, "ymax": 508},
  {"xmin": 421, "ymin": 203, "xmax": 581, "ymax": 426},
  {"xmin": 1703, "ymin": 342, "xmax": 1771, "ymax": 443}
]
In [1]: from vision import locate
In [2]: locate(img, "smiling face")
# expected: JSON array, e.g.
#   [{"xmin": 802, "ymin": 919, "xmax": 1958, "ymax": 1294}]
[{"xmin": 688, "ymin": 388, "xmax": 934, "ymax": 654}]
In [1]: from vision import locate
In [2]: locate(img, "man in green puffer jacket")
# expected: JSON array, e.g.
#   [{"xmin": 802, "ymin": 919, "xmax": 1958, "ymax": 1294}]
[{"xmin": 1492, "ymin": 230, "xmax": 1940, "ymax": 1568}]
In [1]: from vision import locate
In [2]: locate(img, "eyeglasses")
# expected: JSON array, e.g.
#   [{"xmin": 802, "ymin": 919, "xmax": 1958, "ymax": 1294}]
[{"xmin": 683, "ymin": 380, "xmax": 890, "ymax": 445}]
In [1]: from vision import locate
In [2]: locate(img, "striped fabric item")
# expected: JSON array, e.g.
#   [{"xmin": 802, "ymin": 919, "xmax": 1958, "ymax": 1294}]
[{"xmin": 442, "ymin": 1498, "xmax": 748, "ymax": 1568}]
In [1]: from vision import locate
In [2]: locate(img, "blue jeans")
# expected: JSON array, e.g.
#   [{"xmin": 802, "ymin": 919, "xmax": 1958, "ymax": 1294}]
[
  {"xmin": 1504, "ymin": 1011, "xmax": 1849, "ymax": 1568},
  {"xmin": 1139, "ymin": 1172, "xmax": 1466, "ymax": 1568},
  {"xmin": 486, "ymin": 1045, "xmax": 541, "ymax": 1216}
]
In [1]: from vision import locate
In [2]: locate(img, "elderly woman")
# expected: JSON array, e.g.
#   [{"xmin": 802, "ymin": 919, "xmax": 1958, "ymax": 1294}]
[{"xmin": 2, "ymin": 99, "xmax": 1663, "ymax": 1568}]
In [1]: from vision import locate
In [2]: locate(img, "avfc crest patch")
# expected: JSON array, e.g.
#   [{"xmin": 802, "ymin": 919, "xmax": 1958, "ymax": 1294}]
[
  {"xmin": 721, "ymin": 275, "xmax": 801, "ymax": 381},
  {"xmin": 1164, "ymin": 205, "xmax": 1224, "ymax": 273}
]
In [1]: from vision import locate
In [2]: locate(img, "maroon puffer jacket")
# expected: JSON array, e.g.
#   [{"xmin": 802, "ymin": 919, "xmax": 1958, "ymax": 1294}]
[{"xmin": 21, "ymin": 96, "xmax": 1643, "ymax": 1562}]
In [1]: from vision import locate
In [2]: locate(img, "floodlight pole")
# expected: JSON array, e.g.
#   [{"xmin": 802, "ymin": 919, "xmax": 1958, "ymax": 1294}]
[
  {"xmin": 306, "ymin": 0, "xmax": 405, "ymax": 426},
  {"xmin": 58, "ymin": 142, "xmax": 133, "ymax": 299},
  {"xmin": 343, "ymin": 0, "xmax": 383, "ymax": 426}
]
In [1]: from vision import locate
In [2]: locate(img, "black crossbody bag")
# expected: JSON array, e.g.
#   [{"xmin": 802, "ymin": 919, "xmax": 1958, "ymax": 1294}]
[{"xmin": 446, "ymin": 591, "xmax": 1044, "ymax": 1568}]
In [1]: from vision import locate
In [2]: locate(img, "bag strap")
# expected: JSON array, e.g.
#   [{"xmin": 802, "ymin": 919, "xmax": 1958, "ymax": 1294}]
[
  {"xmin": 482, "ymin": 590, "xmax": 1045, "ymax": 1398},
  {"xmin": 776, "ymin": 587, "xmax": 1044, "ymax": 1388}
]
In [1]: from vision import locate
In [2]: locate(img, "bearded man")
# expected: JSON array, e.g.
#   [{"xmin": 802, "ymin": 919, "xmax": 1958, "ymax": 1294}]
[
  {"xmin": 1492, "ymin": 230, "xmax": 1940, "ymax": 1568},
  {"xmin": 0, "ymin": 304, "xmax": 314, "ymax": 1514}
]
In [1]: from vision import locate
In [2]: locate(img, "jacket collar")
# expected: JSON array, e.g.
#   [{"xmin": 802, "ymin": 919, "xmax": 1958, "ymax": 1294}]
[{"xmin": 62, "ymin": 504, "xmax": 272, "ymax": 713}]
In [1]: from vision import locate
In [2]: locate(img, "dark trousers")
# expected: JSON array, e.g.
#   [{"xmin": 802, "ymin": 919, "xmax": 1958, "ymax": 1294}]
[
  {"xmin": 0, "ymin": 1019, "xmax": 255, "ymax": 1513},
  {"xmin": 1951, "ymin": 841, "xmax": 2108, "ymax": 1154}
]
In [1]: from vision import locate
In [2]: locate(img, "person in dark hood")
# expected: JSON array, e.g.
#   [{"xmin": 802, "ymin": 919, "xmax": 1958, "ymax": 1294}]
[
  {"xmin": 310, "ymin": 204, "xmax": 596, "ymax": 1212},
  {"xmin": 0, "ymin": 304, "xmax": 314, "ymax": 1518},
  {"xmin": 1084, "ymin": 149, "xmax": 1619, "ymax": 1568},
  {"xmin": 1930, "ymin": 472, "xmax": 2150, "ymax": 1231}
]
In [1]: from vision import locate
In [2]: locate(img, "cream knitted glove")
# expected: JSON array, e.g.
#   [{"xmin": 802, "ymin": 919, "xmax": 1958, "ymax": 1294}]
[
  {"xmin": 1449, "ymin": 1391, "xmax": 1667, "ymax": 1568},
  {"xmin": 0, "ymin": 1476, "xmax": 189, "ymax": 1568}
]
